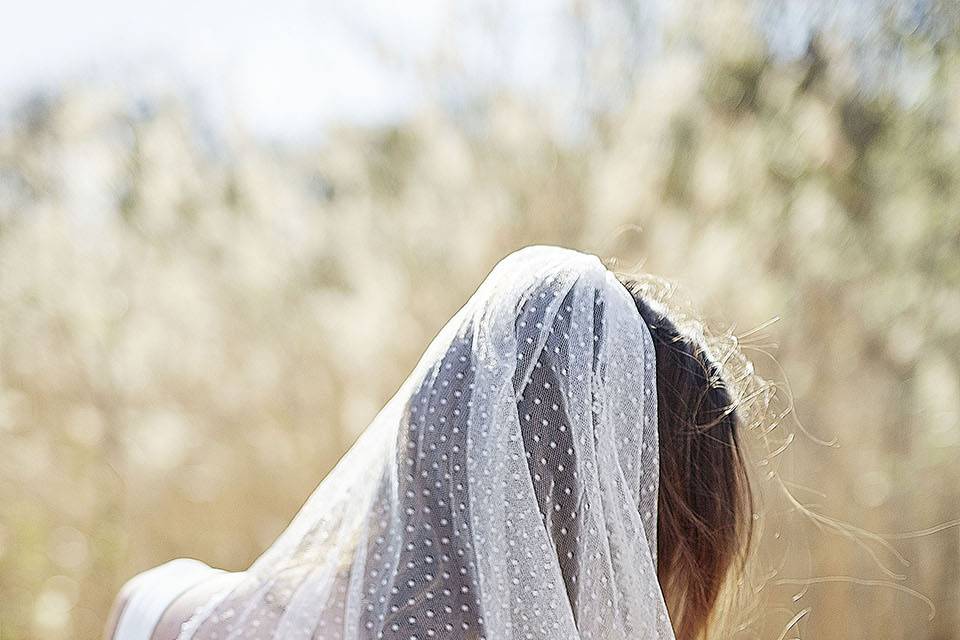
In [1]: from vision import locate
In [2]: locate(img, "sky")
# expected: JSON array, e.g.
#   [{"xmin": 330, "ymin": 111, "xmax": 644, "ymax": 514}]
[
  {"xmin": 0, "ymin": 0, "xmax": 449, "ymax": 139},
  {"xmin": 0, "ymin": 0, "xmax": 939, "ymax": 141},
  {"xmin": 0, "ymin": 0, "xmax": 594, "ymax": 141}
]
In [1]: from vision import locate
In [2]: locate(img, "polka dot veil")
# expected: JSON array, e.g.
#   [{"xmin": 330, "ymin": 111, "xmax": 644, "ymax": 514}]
[{"xmin": 179, "ymin": 246, "xmax": 674, "ymax": 639}]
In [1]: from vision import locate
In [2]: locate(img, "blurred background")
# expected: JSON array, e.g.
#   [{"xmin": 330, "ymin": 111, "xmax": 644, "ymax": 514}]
[{"xmin": 1, "ymin": 0, "xmax": 959, "ymax": 638}]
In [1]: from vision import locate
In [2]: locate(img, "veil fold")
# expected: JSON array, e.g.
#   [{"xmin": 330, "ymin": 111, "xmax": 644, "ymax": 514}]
[{"xmin": 179, "ymin": 245, "xmax": 674, "ymax": 640}]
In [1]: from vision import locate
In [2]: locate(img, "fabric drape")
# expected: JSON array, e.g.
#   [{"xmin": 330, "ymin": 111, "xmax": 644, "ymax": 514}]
[{"xmin": 179, "ymin": 245, "xmax": 673, "ymax": 640}]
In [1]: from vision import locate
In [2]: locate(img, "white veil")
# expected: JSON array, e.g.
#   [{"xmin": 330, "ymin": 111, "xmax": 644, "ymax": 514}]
[{"xmin": 179, "ymin": 245, "xmax": 673, "ymax": 640}]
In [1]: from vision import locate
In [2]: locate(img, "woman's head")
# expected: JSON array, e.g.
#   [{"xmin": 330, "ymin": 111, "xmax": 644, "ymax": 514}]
[
  {"xmin": 619, "ymin": 277, "xmax": 755, "ymax": 640},
  {"xmin": 186, "ymin": 246, "xmax": 753, "ymax": 640}
]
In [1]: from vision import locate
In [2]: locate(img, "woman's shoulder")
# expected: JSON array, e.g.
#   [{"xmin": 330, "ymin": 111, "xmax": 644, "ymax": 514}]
[
  {"xmin": 151, "ymin": 568, "xmax": 245, "ymax": 640},
  {"xmin": 106, "ymin": 559, "xmax": 228, "ymax": 640}
]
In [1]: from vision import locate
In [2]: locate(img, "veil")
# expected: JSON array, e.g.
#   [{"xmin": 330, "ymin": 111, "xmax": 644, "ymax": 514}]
[{"xmin": 179, "ymin": 245, "xmax": 674, "ymax": 640}]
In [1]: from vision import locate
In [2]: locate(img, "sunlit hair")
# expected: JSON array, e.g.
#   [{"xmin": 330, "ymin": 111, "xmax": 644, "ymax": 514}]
[{"xmin": 618, "ymin": 276, "xmax": 755, "ymax": 639}]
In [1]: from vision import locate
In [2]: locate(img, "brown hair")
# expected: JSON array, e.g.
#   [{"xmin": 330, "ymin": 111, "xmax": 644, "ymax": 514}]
[{"xmin": 619, "ymin": 277, "xmax": 755, "ymax": 639}]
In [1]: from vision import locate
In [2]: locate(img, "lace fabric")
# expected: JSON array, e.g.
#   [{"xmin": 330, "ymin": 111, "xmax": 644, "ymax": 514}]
[{"xmin": 179, "ymin": 245, "xmax": 673, "ymax": 640}]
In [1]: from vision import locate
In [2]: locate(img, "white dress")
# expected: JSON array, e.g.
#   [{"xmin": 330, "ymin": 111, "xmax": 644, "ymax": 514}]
[{"xmin": 113, "ymin": 559, "xmax": 229, "ymax": 640}]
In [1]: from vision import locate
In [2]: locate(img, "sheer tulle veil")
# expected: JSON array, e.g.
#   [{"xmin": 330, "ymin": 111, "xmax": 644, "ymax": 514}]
[{"xmin": 179, "ymin": 245, "xmax": 675, "ymax": 639}]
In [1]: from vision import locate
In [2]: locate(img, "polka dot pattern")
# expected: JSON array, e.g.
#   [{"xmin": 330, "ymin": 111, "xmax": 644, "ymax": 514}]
[{"xmin": 181, "ymin": 246, "xmax": 672, "ymax": 640}]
